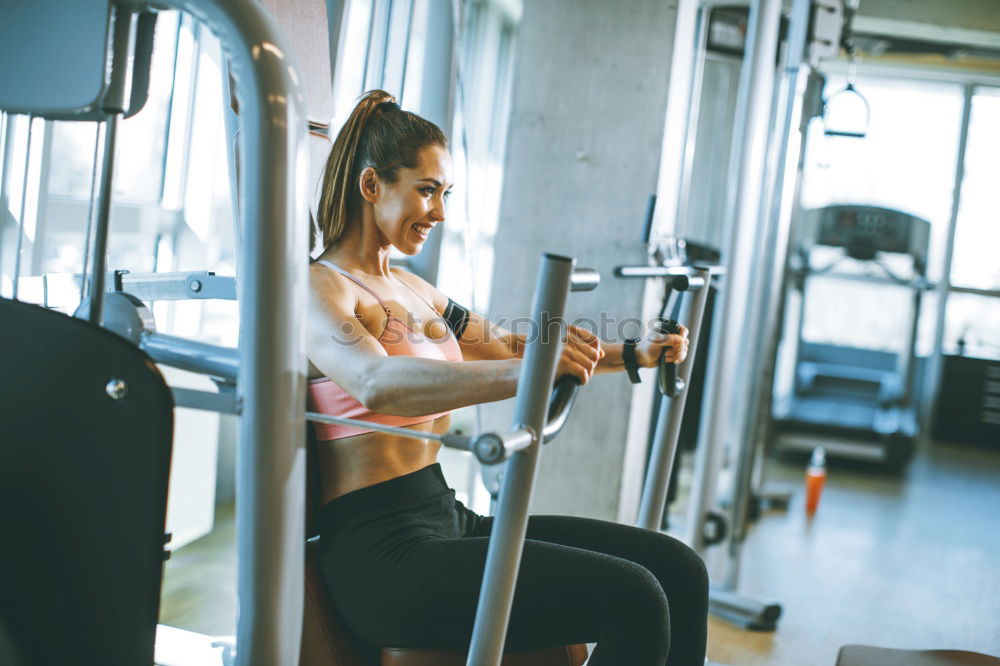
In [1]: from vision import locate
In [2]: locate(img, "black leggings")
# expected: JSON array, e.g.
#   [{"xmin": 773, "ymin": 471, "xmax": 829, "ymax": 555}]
[{"xmin": 318, "ymin": 464, "xmax": 708, "ymax": 665}]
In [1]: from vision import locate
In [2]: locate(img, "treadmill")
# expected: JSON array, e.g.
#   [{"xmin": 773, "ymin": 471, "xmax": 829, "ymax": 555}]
[{"xmin": 773, "ymin": 204, "xmax": 930, "ymax": 466}]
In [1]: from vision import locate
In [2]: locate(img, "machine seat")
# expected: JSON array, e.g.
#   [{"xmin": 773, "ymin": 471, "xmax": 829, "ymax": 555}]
[
  {"xmin": 301, "ymin": 539, "xmax": 587, "ymax": 666},
  {"xmin": 837, "ymin": 645, "xmax": 1000, "ymax": 666}
]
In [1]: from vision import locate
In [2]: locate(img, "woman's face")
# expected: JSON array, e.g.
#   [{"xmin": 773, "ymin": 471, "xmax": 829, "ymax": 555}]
[{"xmin": 369, "ymin": 144, "xmax": 453, "ymax": 255}]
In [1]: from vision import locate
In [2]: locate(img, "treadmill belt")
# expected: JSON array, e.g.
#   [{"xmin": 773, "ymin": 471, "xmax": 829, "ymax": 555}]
[{"xmin": 785, "ymin": 397, "xmax": 878, "ymax": 431}]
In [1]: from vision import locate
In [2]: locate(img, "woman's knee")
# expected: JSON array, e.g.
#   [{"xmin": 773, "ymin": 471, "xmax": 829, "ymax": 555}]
[
  {"xmin": 607, "ymin": 561, "xmax": 672, "ymax": 632},
  {"xmin": 679, "ymin": 541, "xmax": 709, "ymax": 593},
  {"xmin": 600, "ymin": 562, "xmax": 672, "ymax": 660},
  {"xmin": 647, "ymin": 534, "xmax": 710, "ymax": 601}
]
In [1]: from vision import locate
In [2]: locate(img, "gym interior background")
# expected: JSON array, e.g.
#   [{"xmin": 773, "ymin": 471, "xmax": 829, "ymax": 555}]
[{"xmin": 0, "ymin": 0, "xmax": 998, "ymax": 665}]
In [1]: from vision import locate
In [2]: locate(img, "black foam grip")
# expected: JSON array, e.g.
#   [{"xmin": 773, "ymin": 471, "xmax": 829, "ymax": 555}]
[{"xmin": 657, "ymin": 319, "xmax": 682, "ymax": 397}]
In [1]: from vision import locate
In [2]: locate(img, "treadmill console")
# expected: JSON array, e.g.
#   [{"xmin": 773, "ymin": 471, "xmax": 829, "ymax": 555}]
[{"xmin": 808, "ymin": 205, "xmax": 930, "ymax": 265}]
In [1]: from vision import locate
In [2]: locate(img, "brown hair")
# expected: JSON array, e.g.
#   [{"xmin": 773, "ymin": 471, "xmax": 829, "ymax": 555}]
[{"xmin": 314, "ymin": 90, "xmax": 448, "ymax": 249}]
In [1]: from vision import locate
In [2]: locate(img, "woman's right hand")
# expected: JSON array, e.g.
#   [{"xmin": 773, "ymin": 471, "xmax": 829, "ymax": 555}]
[{"xmin": 556, "ymin": 325, "xmax": 603, "ymax": 385}]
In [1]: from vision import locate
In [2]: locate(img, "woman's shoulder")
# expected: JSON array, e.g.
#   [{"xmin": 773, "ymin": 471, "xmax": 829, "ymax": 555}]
[{"xmin": 309, "ymin": 260, "xmax": 358, "ymax": 309}]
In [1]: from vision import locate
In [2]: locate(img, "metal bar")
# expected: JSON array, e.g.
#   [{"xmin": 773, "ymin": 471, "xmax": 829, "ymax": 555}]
[
  {"xmin": 141, "ymin": 332, "xmax": 241, "ymax": 384},
  {"xmin": 723, "ymin": 0, "xmax": 812, "ymax": 595},
  {"xmin": 569, "ymin": 267, "xmax": 600, "ymax": 292},
  {"xmin": 647, "ymin": 0, "xmax": 703, "ymax": 243},
  {"xmin": 924, "ymin": 85, "xmax": 973, "ymax": 436},
  {"xmin": 674, "ymin": 6, "xmax": 712, "ymax": 244},
  {"xmin": 172, "ymin": 386, "xmax": 241, "ymax": 414},
  {"xmin": 708, "ymin": 586, "xmax": 781, "ymax": 631},
  {"xmin": 898, "ymin": 285, "xmax": 921, "ymax": 406},
  {"xmin": 637, "ymin": 268, "xmax": 711, "ymax": 531},
  {"xmin": 120, "ymin": 271, "xmax": 238, "ymax": 300},
  {"xmin": 806, "ymin": 269, "xmax": 929, "ymax": 289},
  {"xmin": 467, "ymin": 253, "xmax": 574, "ymax": 666},
  {"xmin": 950, "ymin": 285, "xmax": 1000, "ymax": 298},
  {"xmin": 471, "ymin": 429, "xmax": 534, "ymax": 466},
  {"xmin": 86, "ymin": 113, "xmax": 120, "ymax": 324},
  {"xmin": 615, "ymin": 264, "xmax": 724, "ymax": 279},
  {"xmin": 686, "ymin": 0, "xmax": 783, "ymax": 554},
  {"xmin": 11, "ymin": 115, "xmax": 34, "ymax": 301},
  {"xmin": 139, "ymin": 2, "xmax": 309, "ymax": 664},
  {"xmin": 305, "ymin": 414, "xmax": 534, "ymax": 466},
  {"xmin": 80, "ymin": 123, "xmax": 103, "ymax": 302},
  {"xmin": 84, "ymin": 2, "xmax": 133, "ymax": 316}
]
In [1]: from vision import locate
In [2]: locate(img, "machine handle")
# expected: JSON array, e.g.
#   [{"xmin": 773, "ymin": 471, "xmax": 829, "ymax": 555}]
[
  {"xmin": 656, "ymin": 319, "xmax": 686, "ymax": 398},
  {"xmin": 542, "ymin": 375, "xmax": 582, "ymax": 443}
]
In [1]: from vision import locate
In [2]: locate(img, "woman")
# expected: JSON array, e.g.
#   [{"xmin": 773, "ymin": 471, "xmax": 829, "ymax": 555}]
[{"xmin": 307, "ymin": 90, "xmax": 708, "ymax": 665}]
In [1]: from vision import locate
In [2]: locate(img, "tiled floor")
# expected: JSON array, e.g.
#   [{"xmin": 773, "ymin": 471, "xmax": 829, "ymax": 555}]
[
  {"xmin": 703, "ymin": 441, "xmax": 1000, "ymax": 665},
  {"xmin": 158, "ymin": 440, "xmax": 1000, "ymax": 664}
]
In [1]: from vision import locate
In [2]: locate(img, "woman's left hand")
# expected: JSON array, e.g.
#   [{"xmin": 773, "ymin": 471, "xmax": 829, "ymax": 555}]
[{"xmin": 635, "ymin": 324, "xmax": 689, "ymax": 368}]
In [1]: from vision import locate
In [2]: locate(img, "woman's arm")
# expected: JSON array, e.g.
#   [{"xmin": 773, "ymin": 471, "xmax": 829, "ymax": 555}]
[
  {"xmin": 596, "ymin": 325, "xmax": 689, "ymax": 374},
  {"xmin": 392, "ymin": 269, "xmax": 604, "ymax": 381},
  {"xmin": 393, "ymin": 268, "xmax": 689, "ymax": 377},
  {"xmin": 309, "ymin": 265, "xmax": 522, "ymax": 417}
]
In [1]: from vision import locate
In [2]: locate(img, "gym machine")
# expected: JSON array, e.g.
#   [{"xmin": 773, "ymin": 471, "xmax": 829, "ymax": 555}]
[
  {"xmin": 617, "ymin": 0, "xmax": 844, "ymax": 634},
  {"xmin": 1, "ymin": 6, "xmax": 604, "ymax": 666},
  {"xmin": 1, "ymin": 1, "xmax": 307, "ymax": 664},
  {"xmin": 616, "ymin": 257, "xmax": 782, "ymax": 632}
]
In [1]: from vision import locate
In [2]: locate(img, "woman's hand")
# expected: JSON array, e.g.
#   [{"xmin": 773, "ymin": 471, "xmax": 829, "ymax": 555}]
[
  {"xmin": 635, "ymin": 324, "xmax": 689, "ymax": 368},
  {"xmin": 556, "ymin": 325, "xmax": 604, "ymax": 384}
]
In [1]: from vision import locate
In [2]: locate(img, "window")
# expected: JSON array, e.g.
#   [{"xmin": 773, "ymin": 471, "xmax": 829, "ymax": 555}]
[
  {"xmin": 437, "ymin": 0, "xmax": 519, "ymax": 309},
  {"xmin": 798, "ymin": 74, "xmax": 965, "ymax": 354},
  {"xmin": 46, "ymin": 12, "xmax": 182, "ymax": 204},
  {"xmin": 801, "ymin": 75, "xmax": 964, "ymax": 283},
  {"xmin": 950, "ymin": 87, "xmax": 1000, "ymax": 292}
]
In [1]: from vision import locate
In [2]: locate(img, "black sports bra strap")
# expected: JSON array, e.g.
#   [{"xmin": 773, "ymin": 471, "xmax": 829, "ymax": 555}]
[{"xmin": 315, "ymin": 260, "xmax": 391, "ymax": 313}]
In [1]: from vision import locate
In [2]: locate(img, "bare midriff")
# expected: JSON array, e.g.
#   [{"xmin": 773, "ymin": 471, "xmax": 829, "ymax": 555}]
[{"xmin": 317, "ymin": 413, "xmax": 453, "ymax": 505}]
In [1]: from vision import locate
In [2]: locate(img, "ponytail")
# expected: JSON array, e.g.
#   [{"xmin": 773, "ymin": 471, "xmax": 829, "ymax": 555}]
[{"xmin": 315, "ymin": 90, "xmax": 447, "ymax": 249}]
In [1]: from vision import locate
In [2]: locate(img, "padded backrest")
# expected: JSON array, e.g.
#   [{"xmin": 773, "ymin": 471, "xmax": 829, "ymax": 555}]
[
  {"xmin": 0, "ymin": 1, "xmax": 112, "ymax": 116},
  {"xmin": 0, "ymin": 297, "xmax": 174, "ymax": 666}
]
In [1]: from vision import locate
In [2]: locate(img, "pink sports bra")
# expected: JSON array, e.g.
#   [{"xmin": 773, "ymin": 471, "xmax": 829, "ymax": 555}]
[{"xmin": 308, "ymin": 260, "xmax": 463, "ymax": 441}]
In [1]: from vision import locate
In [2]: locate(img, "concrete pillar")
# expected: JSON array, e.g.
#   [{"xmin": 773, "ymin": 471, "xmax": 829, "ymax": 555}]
[{"xmin": 486, "ymin": 0, "xmax": 681, "ymax": 521}]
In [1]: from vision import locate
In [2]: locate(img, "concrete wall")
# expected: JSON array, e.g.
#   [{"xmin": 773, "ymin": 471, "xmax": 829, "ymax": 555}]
[{"xmin": 485, "ymin": 0, "xmax": 680, "ymax": 521}]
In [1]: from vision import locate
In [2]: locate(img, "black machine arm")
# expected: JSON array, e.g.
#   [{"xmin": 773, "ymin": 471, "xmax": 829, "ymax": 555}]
[{"xmin": 543, "ymin": 375, "xmax": 582, "ymax": 443}]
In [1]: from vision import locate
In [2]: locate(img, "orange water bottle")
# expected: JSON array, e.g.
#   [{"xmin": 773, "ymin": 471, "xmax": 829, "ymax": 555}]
[{"xmin": 805, "ymin": 446, "xmax": 827, "ymax": 517}]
